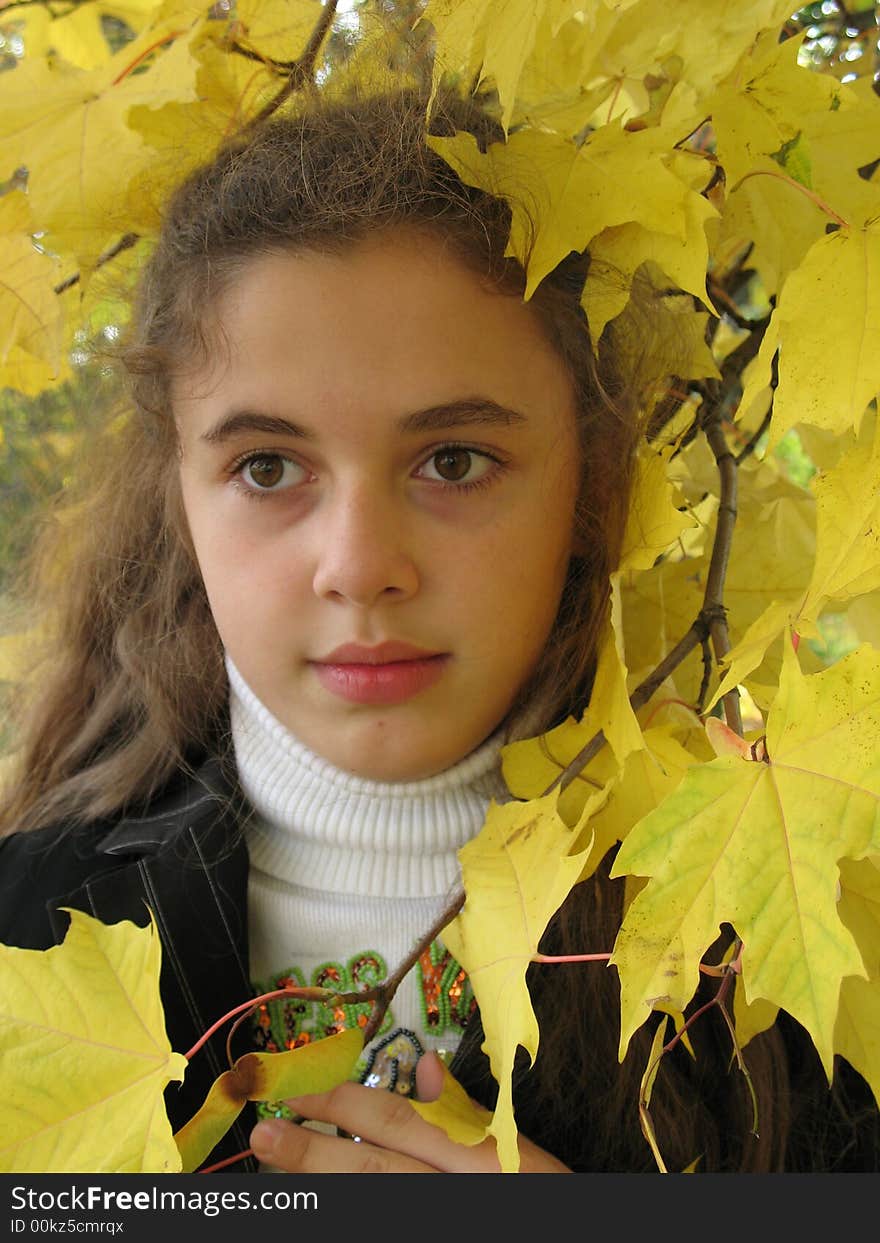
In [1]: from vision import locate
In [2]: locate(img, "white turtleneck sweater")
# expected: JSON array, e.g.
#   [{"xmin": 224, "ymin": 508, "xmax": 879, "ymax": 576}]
[{"xmin": 226, "ymin": 657, "xmax": 508, "ymax": 1105}]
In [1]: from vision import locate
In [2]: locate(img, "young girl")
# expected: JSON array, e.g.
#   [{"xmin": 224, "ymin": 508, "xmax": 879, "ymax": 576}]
[{"xmin": 0, "ymin": 86, "xmax": 876, "ymax": 1175}]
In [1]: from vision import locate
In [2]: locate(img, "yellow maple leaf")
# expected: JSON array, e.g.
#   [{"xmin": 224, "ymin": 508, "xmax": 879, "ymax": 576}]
[
  {"xmin": 610, "ymin": 641, "xmax": 880, "ymax": 1079},
  {"xmin": 732, "ymin": 984, "xmax": 779, "ymax": 1052},
  {"xmin": 410, "ymin": 1057, "xmax": 493, "ymax": 1145},
  {"xmin": 428, "ymin": 122, "xmax": 709, "ymax": 302},
  {"xmin": 805, "ymin": 90, "xmax": 880, "ymax": 225},
  {"xmin": 707, "ymin": 29, "xmax": 839, "ymax": 193},
  {"xmin": 503, "ymin": 720, "xmax": 696, "ymax": 881},
  {"xmin": 510, "ymin": 20, "xmax": 613, "ymax": 139},
  {"xmin": 849, "ymin": 591, "xmax": 880, "ymax": 650},
  {"xmin": 234, "ymin": 0, "xmax": 323, "ymax": 56},
  {"xmin": 709, "ymin": 424, "xmax": 880, "ymax": 711},
  {"xmin": 590, "ymin": 0, "xmax": 796, "ymax": 104},
  {"xmin": 583, "ymin": 727, "xmax": 698, "ymax": 875},
  {"xmin": 47, "ymin": 5, "xmax": 116, "ymax": 70},
  {"xmin": 422, "ymin": 0, "xmax": 586, "ymax": 133},
  {"xmin": 0, "ymin": 910, "xmax": 187, "ymax": 1173},
  {"xmin": 0, "ymin": 191, "xmax": 63, "ymax": 372},
  {"xmin": 584, "ymin": 197, "xmax": 716, "ymax": 344},
  {"xmin": 756, "ymin": 220, "xmax": 880, "ymax": 451},
  {"xmin": 591, "ymin": 443, "xmax": 698, "ymax": 765},
  {"xmin": 174, "ymin": 1027, "xmax": 363, "ymax": 1173},
  {"xmin": 500, "ymin": 709, "xmax": 615, "ymax": 827},
  {"xmin": 0, "ymin": 57, "xmax": 147, "ymax": 262},
  {"xmin": 0, "ymin": 345, "xmax": 71, "ymax": 398},
  {"xmin": 6, "ymin": 6, "xmax": 52, "ymax": 58},
  {"xmin": 440, "ymin": 791, "xmax": 597, "ymax": 1172},
  {"xmin": 0, "ymin": 3, "xmax": 212, "ymax": 263},
  {"xmin": 801, "ymin": 428, "xmax": 880, "ymax": 620},
  {"xmin": 620, "ymin": 555, "xmax": 706, "ymax": 702},
  {"xmin": 834, "ymin": 855, "xmax": 880, "ymax": 1105}
]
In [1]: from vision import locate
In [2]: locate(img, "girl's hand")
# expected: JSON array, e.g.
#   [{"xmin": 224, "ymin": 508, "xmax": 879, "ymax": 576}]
[{"xmin": 249, "ymin": 1051, "xmax": 571, "ymax": 1174}]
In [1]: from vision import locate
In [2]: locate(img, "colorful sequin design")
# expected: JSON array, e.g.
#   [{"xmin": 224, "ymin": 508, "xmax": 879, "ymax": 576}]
[
  {"xmin": 418, "ymin": 940, "xmax": 473, "ymax": 1033},
  {"xmin": 361, "ymin": 1028, "xmax": 425, "ymax": 1094},
  {"xmin": 252, "ymin": 940, "xmax": 474, "ymax": 1120},
  {"xmin": 252, "ymin": 952, "xmax": 390, "ymax": 1054}
]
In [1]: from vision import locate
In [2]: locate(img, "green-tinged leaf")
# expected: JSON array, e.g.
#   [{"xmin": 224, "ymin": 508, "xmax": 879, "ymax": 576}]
[{"xmin": 610, "ymin": 642, "xmax": 880, "ymax": 1077}]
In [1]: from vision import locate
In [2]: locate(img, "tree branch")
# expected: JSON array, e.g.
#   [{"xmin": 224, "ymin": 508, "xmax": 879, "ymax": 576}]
[
  {"xmin": 700, "ymin": 396, "xmax": 742, "ymax": 735},
  {"xmin": 243, "ymin": 0, "xmax": 339, "ymax": 130},
  {"xmin": 52, "ymin": 231, "xmax": 140, "ymax": 295},
  {"xmin": 360, "ymin": 887, "xmax": 467, "ymax": 1045}
]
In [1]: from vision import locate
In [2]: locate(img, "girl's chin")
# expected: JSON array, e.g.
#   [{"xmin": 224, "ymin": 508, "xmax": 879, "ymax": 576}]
[{"xmin": 300, "ymin": 723, "xmax": 484, "ymax": 783}]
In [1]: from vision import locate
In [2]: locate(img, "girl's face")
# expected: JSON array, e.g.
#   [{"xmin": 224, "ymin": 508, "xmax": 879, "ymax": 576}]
[{"xmin": 175, "ymin": 232, "xmax": 581, "ymax": 781}]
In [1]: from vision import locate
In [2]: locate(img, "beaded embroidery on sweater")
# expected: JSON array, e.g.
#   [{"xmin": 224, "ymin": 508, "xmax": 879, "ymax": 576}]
[{"xmin": 226, "ymin": 656, "xmax": 508, "ymax": 1111}]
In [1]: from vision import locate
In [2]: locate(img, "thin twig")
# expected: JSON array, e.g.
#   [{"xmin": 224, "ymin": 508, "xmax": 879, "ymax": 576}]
[
  {"xmin": 53, "ymin": 232, "xmax": 140, "ymax": 295},
  {"xmin": 243, "ymin": 0, "xmax": 339, "ymax": 130},
  {"xmin": 543, "ymin": 614, "xmax": 709, "ymax": 797},
  {"xmin": 701, "ymin": 402, "xmax": 743, "ymax": 735},
  {"xmin": 697, "ymin": 635, "xmax": 714, "ymax": 714},
  {"xmin": 229, "ymin": 40, "xmax": 300, "ymax": 73},
  {"xmin": 360, "ymin": 888, "xmax": 466, "ymax": 1044}
]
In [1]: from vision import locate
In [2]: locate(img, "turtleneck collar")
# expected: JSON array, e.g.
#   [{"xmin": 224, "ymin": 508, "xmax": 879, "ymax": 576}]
[{"xmin": 226, "ymin": 655, "xmax": 509, "ymax": 897}]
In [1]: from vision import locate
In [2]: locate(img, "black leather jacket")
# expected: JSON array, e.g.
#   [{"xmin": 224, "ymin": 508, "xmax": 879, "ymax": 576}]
[{"xmin": 0, "ymin": 759, "xmax": 260, "ymax": 1172}]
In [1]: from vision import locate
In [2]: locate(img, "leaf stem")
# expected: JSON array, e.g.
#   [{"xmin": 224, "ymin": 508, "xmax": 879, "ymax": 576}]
[
  {"xmin": 184, "ymin": 986, "xmax": 335, "ymax": 1061},
  {"xmin": 731, "ymin": 169, "xmax": 849, "ymax": 229},
  {"xmin": 199, "ymin": 1147, "xmax": 254, "ymax": 1173},
  {"xmin": 111, "ymin": 31, "xmax": 187, "ymax": 86},
  {"xmin": 532, "ymin": 951, "xmax": 612, "ymax": 963}
]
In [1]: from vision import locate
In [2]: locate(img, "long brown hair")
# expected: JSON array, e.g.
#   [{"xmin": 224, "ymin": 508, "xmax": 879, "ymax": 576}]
[{"xmin": 0, "ymin": 84, "xmax": 638, "ymax": 834}]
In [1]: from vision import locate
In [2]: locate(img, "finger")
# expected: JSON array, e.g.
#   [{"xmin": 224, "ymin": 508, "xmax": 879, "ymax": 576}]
[
  {"xmin": 285, "ymin": 1081, "xmax": 502, "ymax": 1172},
  {"xmin": 416, "ymin": 1055, "xmax": 569, "ymax": 1172},
  {"xmin": 250, "ymin": 1117, "xmax": 436, "ymax": 1174},
  {"xmin": 414, "ymin": 1050, "xmax": 445, "ymax": 1102}
]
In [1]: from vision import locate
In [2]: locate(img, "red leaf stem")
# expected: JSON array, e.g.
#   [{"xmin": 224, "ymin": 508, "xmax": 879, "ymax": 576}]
[
  {"xmin": 198, "ymin": 1148, "xmax": 255, "ymax": 1174},
  {"xmin": 183, "ymin": 986, "xmax": 310, "ymax": 1061}
]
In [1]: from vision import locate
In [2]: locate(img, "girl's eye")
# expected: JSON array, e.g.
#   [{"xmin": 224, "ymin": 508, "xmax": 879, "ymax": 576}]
[
  {"xmin": 417, "ymin": 447, "xmax": 496, "ymax": 486},
  {"xmin": 236, "ymin": 453, "xmax": 307, "ymax": 493}
]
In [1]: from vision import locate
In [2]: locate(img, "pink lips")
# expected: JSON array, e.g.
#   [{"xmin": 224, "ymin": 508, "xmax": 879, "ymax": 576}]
[{"xmin": 310, "ymin": 641, "xmax": 449, "ymax": 705}]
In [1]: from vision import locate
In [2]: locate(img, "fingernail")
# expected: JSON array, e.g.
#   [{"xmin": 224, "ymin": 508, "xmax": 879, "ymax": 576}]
[{"xmin": 250, "ymin": 1119, "xmax": 286, "ymax": 1158}]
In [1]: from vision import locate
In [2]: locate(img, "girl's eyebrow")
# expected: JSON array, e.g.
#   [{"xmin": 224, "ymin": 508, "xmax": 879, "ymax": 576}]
[{"xmin": 199, "ymin": 398, "xmax": 528, "ymax": 445}]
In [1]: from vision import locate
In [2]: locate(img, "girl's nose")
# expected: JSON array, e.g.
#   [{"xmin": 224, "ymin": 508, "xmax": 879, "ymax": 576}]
[{"xmin": 311, "ymin": 485, "xmax": 419, "ymax": 607}]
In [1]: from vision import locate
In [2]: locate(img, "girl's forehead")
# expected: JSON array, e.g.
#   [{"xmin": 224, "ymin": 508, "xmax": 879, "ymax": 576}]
[
  {"xmin": 212, "ymin": 238, "xmax": 558, "ymax": 377},
  {"xmin": 176, "ymin": 235, "xmax": 577, "ymax": 430},
  {"xmin": 217, "ymin": 232, "xmax": 490, "ymax": 321}
]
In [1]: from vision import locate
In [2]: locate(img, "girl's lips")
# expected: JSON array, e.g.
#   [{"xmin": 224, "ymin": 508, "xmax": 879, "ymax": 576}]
[{"xmin": 310, "ymin": 654, "xmax": 449, "ymax": 705}]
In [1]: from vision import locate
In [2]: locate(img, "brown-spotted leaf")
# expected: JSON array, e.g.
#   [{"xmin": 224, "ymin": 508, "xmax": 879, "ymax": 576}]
[{"xmin": 174, "ymin": 1027, "xmax": 363, "ymax": 1172}]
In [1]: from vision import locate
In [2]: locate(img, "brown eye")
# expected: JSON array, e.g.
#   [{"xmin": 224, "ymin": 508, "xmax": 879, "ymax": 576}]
[
  {"xmin": 247, "ymin": 456, "xmax": 284, "ymax": 487},
  {"xmin": 240, "ymin": 454, "xmax": 304, "ymax": 491},
  {"xmin": 417, "ymin": 447, "xmax": 497, "ymax": 488},
  {"xmin": 417, "ymin": 447, "xmax": 499, "ymax": 484},
  {"xmin": 431, "ymin": 449, "xmax": 473, "ymax": 481}
]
